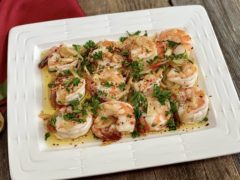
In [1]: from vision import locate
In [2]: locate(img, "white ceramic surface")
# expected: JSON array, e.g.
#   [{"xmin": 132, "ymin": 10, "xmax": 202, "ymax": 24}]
[{"xmin": 7, "ymin": 5, "xmax": 240, "ymax": 180}]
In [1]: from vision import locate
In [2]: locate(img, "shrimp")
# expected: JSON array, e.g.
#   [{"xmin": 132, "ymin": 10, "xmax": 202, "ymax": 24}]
[
  {"xmin": 50, "ymin": 76, "xmax": 85, "ymax": 106},
  {"xmin": 122, "ymin": 36, "xmax": 158, "ymax": 61},
  {"xmin": 54, "ymin": 107, "xmax": 93, "ymax": 139},
  {"xmin": 48, "ymin": 45, "xmax": 79, "ymax": 72},
  {"xmin": 167, "ymin": 63, "xmax": 198, "ymax": 87},
  {"xmin": 91, "ymin": 101, "xmax": 136, "ymax": 141},
  {"xmin": 157, "ymin": 28, "xmax": 192, "ymax": 58},
  {"xmin": 133, "ymin": 70, "xmax": 163, "ymax": 94},
  {"xmin": 92, "ymin": 41, "xmax": 124, "ymax": 69},
  {"xmin": 141, "ymin": 97, "xmax": 171, "ymax": 131},
  {"xmin": 92, "ymin": 68, "xmax": 126, "ymax": 100},
  {"xmin": 177, "ymin": 87, "xmax": 209, "ymax": 123}
]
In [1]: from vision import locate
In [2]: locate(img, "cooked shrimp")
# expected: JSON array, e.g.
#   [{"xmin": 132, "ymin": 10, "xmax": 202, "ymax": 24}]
[
  {"xmin": 141, "ymin": 97, "xmax": 171, "ymax": 131},
  {"xmin": 157, "ymin": 28, "xmax": 192, "ymax": 58},
  {"xmin": 91, "ymin": 101, "xmax": 136, "ymax": 141},
  {"xmin": 92, "ymin": 68, "xmax": 126, "ymax": 100},
  {"xmin": 167, "ymin": 63, "xmax": 198, "ymax": 87},
  {"xmin": 177, "ymin": 87, "xmax": 209, "ymax": 123},
  {"xmin": 122, "ymin": 36, "xmax": 158, "ymax": 61},
  {"xmin": 92, "ymin": 41, "xmax": 124, "ymax": 69},
  {"xmin": 51, "ymin": 76, "xmax": 85, "ymax": 105},
  {"xmin": 48, "ymin": 45, "xmax": 79, "ymax": 72},
  {"xmin": 133, "ymin": 70, "xmax": 163, "ymax": 94},
  {"xmin": 54, "ymin": 109, "xmax": 92, "ymax": 139}
]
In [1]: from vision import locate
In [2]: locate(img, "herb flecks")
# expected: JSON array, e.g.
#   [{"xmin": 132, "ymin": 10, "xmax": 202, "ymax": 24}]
[
  {"xmin": 72, "ymin": 44, "xmax": 81, "ymax": 52},
  {"xmin": 93, "ymin": 51, "xmax": 103, "ymax": 60},
  {"xmin": 153, "ymin": 84, "xmax": 171, "ymax": 105},
  {"xmin": 131, "ymin": 60, "xmax": 144, "ymax": 81},
  {"xmin": 166, "ymin": 40, "xmax": 180, "ymax": 48},
  {"xmin": 84, "ymin": 40, "xmax": 95, "ymax": 49},
  {"xmin": 45, "ymin": 132, "xmax": 50, "ymax": 140},
  {"xmin": 166, "ymin": 118, "xmax": 177, "ymax": 131}
]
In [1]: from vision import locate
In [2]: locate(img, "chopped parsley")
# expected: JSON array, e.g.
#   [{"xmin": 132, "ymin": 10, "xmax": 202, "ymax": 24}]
[
  {"xmin": 83, "ymin": 40, "xmax": 95, "ymax": 49},
  {"xmin": 130, "ymin": 60, "xmax": 144, "ymax": 81},
  {"xmin": 63, "ymin": 69, "xmax": 71, "ymax": 75},
  {"xmin": 107, "ymin": 46, "xmax": 113, "ymax": 53},
  {"xmin": 63, "ymin": 113, "xmax": 86, "ymax": 123},
  {"xmin": 72, "ymin": 44, "xmax": 81, "ymax": 52},
  {"xmin": 92, "ymin": 51, "xmax": 103, "ymax": 60},
  {"xmin": 45, "ymin": 132, "xmax": 50, "ymax": 140},
  {"xmin": 119, "ymin": 36, "xmax": 127, "ymax": 42},
  {"xmin": 72, "ymin": 78, "xmax": 80, "ymax": 86},
  {"xmin": 118, "ymin": 83, "xmax": 126, "ymax": 91},
  {"xmin": 97, "ymin": 90, "xmax": 107, "ymax": 97},
  {"xmin": 131, "ymin": 130, "xmax": 140, "ymax": 138},
  {"xmin": 203, "ymin": 117, "xmax": 208, "ymax": 122},
  {"xmin": 144, "ymin": 30, "xmax": 148, "ymax": 36},
  {"xmin": 153, "ymin": 84, "xmax": 171, "ymax": 105},
  {"xmin": 69, "ymin": 99, "xmax": 80, "ymax": 107},
  {"xmin": 48, "ymin": 82, "xmax": 55, "ymax": 88},
  {"xmin": 127, "ymin": 30, "xmax": 141, "ymax": 36},
  {"xmin": 101, "ymin": 116, "xmax": 108, "ymax": 121},
  {"xmin": 130, "ymin": 91, "xmax": 147, "ymax": 120},
  {"xmin": 166, "ymin": 51, "xmax": 188, "ymax": 60},
  {"xmin": 166, "ymin": 118, "xmax": 177, "ymax": 131},
  {"xmin": 104, "ymin": 81, "xmax": 113, "ymax": 87},
  {"xmin": 49, "ymin": 117, "xmax": 56, "ymax": 127},
  {"xmin": 121, "ymin": 50, "xmax": 129, "ymax": 56},
  {"xmin": 86, "ymin": 96, "xmax": 100, "ymax": 114},
  {"xmin": 170, "ymin": 100, "xmax": 178, "ymax": 113},
  {"xmin": 146, "ymin": 55, "xmax": 158, "ymax": 64},
  {"xmin": 166, "ymin": 40, "xmax": 180, "ymax": 48}
]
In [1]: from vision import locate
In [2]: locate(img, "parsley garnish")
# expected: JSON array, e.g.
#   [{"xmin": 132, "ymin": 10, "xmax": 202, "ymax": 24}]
[
  {"xmin": 63, "ymin": 69, "xmax": 71, "ymax": 75},
  {"xmin": 127, "ymin": 30, "xmax": 141, "ymax": 36},
  {"xmin": 146, "ymin": 55, "xmax": 158, "ymax": 64},
  {"xmin": 166, "ymin": 52, "xmax": 188, "ymax": 60},
  {"xmin": 131, "ymin": 130, "xmax": 140, "ymax": 138},
  {"xmin": 49, "ymin": 117, "xmax": 56, "ymax": 127},
  {"xmin": 69, "ymin": 99, "xmax": 80, "ymax": 107},
  {"xmin": 83, "ymin": 40, "xmax": 95, "ymax": 49},
  {"xmin": 166, "ymin": 40, "xmax": 180, "ymax": 48},
  {"xmin": 72, "ymin": 78, "xmax": 80, "ymax": 86},
  {"xmin": 48, "ymin": 82, "xmax": 55, "ymax": 88},
  {"xmin": 107, "ymin": 46, "xmax": 113, "ymax": 53},
  {"xmin": 166, "ymin": 118, "xmax": 177, "ymax": 131},
  {"xmin": 170, "ymin": 100, "xmax": 178, "ymax": 113},
  {"xmin": 153, "ymin": 84, "xmax": 171, "ymax": 105},
  {"xmin": 97, "ymin": 90, "xmax": 107, "ymax": 97},
  {"xmin": 131, "ymin": 61, "xmax": 144, "ymax": 81},
  {"xmin": 101, "ymin": 116, "xmax": 108, "ymax": 121},
  {"xmin": 72, "ymin": 44, "xmax": 81, "ymax": 52},
  {"xmin": 63, "ymin": 113, "xmax": 86, "ymax": 123},
  {"xmin": 104, "ymin": 81, "xmax": 113, "ymax": 87},
  {"xmin": 121, "ymin": 50, "xmax": 129, "ymax": 56},
  {"xmin": 130, "ymin": 91, "xmax": 147, "ymax": 120},
  {"xmin": 92, "ymin": 51, "xmax": 103, "ymax": 60},
  {"xmin": 119, "ymin": 37, "xmax": 127, "ymax": 42},
  {"xmin": 118, "ymin": 83, "xmax": 126, "ymax": 91},
  {"xmin": 45, "ymin": 132, "xmax": 50, "ymax": 140}
]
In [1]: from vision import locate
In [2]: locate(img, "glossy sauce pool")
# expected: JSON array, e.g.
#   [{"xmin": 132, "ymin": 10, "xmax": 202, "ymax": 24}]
[{"xmin": 40, "ymin": 67, "xmax": 209, "ymax": 148}]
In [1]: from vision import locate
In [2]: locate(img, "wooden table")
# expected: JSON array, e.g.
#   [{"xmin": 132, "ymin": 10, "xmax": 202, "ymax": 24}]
[{"xmin": 1, "ymin": 0, "xmax": 240, "ymax": 179}]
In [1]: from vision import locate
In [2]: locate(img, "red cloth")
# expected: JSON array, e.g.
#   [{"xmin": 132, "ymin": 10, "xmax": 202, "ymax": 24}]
[{"xmin": 0, "ymin": 0, "xmax": 85, "ymax": 114}]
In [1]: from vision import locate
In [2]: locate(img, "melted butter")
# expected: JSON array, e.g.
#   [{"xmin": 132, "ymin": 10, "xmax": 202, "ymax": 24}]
[
  {"xmin": 41, "ymin": 67, "xmax": 55, "ymax": 114},
  {"xmin": 46, "ymin": 131, "xmax": 96, "ymax": 147}
]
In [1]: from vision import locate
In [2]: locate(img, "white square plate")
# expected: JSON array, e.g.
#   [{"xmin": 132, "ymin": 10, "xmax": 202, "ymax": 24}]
[{"xmin": 8, "ymin": 5, "xmax": 240, "ymax": 180}]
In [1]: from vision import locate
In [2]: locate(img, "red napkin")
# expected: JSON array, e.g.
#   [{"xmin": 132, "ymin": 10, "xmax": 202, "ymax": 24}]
[{"xmin": 0, "ymin": 0, "xmax": 85, "ymax": 114}]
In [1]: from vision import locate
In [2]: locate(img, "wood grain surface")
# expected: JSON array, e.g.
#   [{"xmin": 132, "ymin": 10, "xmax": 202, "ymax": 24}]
[{"xmin": 1, "ymin": 0, "xmax": 240, "ymax": 179}]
